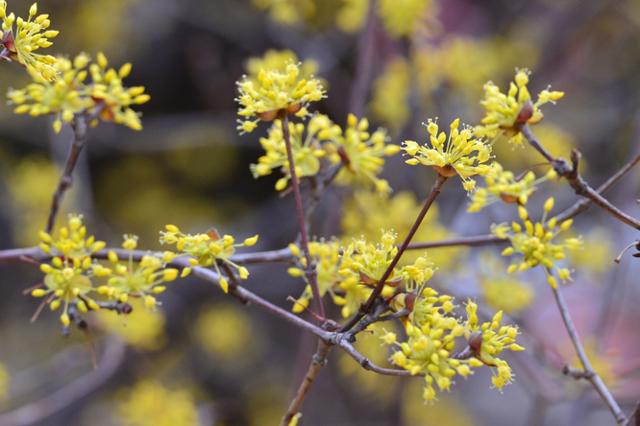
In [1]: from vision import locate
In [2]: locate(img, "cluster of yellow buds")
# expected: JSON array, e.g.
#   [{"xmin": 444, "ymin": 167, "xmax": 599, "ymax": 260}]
[
  {"xmin": 94, "ymin": 235, "xmax": 180, "ymax": 310},
  {"xmin": 159, "ymin": 225, "xmax": 258, "ymax": 293},
  {"xmin": 403, "ymin": 118, "xmax": 492, "ymax": 191},
  {"xmin": 0, "ymin": 2, "xmax": 58, "ymax": 80},
  {"xmin": 8, "ymin": 51, "xmax": 150, "ymax": 132},
  {"xmin": 492, "ymin": 198, "xmax": 582, "ymax": 287},
  {"xmin": 250, "ymin": 114, "xmax": 334, "ymax": 191},
  {"xmin": 336, "ymin": 230, "xmax": 433, "ymax": 318},
  {"xmin": 382, "ymin": 290, "xmax": 523, "ymax": 401},
  {"xmin": 474, "ymin": 69, "xmax": 564, "ymax": 145},
  {"xmin": 464, "ymin": 301, "xmax": 524, "ymax": 389},
  {"xmin": 34, "ymin": 214, "xmax": 105, "ymax": 327},
  {"xmin": 468, "ymin": 162, "xmax": 557, "ymax": 212},
  {"xmin": 324, "ymin": 114, "xmax": 400, "ymax": 194},
  {"xmin": 288, "ymin": 240, "xmax": 342, "ymax": 313},
  {"xmin": 236, "ymin": 60, "xmax": 325, "ymax": 134}
]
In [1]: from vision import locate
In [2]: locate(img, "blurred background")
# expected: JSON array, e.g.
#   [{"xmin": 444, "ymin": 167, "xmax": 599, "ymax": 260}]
[{"xmin": 0, "ymin": 0, "xmax": 640, "ymax": 425}]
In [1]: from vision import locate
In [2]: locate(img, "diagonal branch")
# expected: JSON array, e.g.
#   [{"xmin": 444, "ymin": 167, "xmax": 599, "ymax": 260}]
[
  {"xmin": 45, "ymin": 115, "xmax": 89, "ymax": 233},
  {"xmin": 520, "ymin": 124, "xmax": 640, "ymax": 230}
]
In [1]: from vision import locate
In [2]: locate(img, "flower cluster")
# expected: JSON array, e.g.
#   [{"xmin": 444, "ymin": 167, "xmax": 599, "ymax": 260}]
[
  {"xmin": 8, "ymin": 52, "xmax": 150, "ymax": 132},
  {"xmin": 34, "ymin": 214, "xmax": 105, "ymax": 326},
  {"xmin": 34, "ymin": 215, "xmax": 183, "ymax": 328},
  {"xmin": 236, "ymin": 61, "xmax": 325, "ymax": 134},
  {"xmin": 383, "ymin": 290, "xmax": 523, "ymax": 401},
  {"xmin": 95, "ymin": 235, "xmax": 179, "ymax": 309},
  {"xmin": 250, "ymin": 114, "xmax": 334, "ymax": 191},
  {"xmin": 492, "ymin": 198, "xmax": 582, "ymax": 287},
  {"xmin": 159, "ymin": 225, "xmax": 258, "ymax": 293},
  {"xmin": 403, "ymin": 118, "xmax": 492, "ymax": 191},
  {"xmin": 288, "ymin": 231, "xmax": 433, "ymax": 318},
  {"xmin": 325, "ymin": 114, "xmax": 400, "ymax": 194},
  {"xmin": 468, "ymin": 162, "xmax": 557, "ymax": 212},
  {"xmin": 0, "ymin": 2, "xmax": 58, "ymax": 80},
  {"xmin": 341, "ymin": 190, "xmax": 461, "ymax": 269},
  {"xmin": 337, "ymin": 231, "xmax": 433, "ymax": 318},
  {"xmin": 475, "ymin": 69, "xmax": 564, "ymax": 145},
  {"xmin": 288, "ymin": 239, "xmax": 342, "ymax": 313}
]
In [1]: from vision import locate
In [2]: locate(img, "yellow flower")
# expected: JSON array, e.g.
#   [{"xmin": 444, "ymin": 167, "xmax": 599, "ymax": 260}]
[
  {"xmin": 324, "ymin": 113, "xmax": 400, "ymax": 194},
  {"xmin": 115, "ymin": 380, "xmax": 199, "ymax": 426},
  {"xmin": 492, "ymin": 197, "xmax": 582, "ymax": 287},
  {"xmin": 0, "ymin": 2, "xmax": 59, "ymax": 80},
  {"xmin": 97, "ymin": 298, "xmax": 166, "ymax": 351},
  {"xmin": 8, "ymin": 52, "xmax": 149, "ymax": 132},
  {"xmin": 477, "ymin": 252, "xmax": 533, "ymax": 314},
  {"xmin": 377, "ymin": 0, "xmax": 437, "ymax": 38},
  {"xmin": 245, "ymin": 49, "xmax": 318, "ymax": 82},
  {"xmin": 251, "ymin": 0, "xmax": 315, "ymax": 25},
  {"xmin": 467, "ymin": 162, "xmax": 557, "ymax": 212},
  {"xmin": 90, "ymin": 52, "xmax": 150, "ymax": 131},
  {"xmin": 403, "ymin": 118, "xmax": 492, "ymax": 190},
  {"xmin": 475, "ymin": 69, "xmax": 564, "ymax": 145},
  {"xmin": 341, "ymin": 190, "xmax": 462, "ymax": 269},
  {"xmin": 194, "ymin": 304, "xmax": 256, "ymax": 361},
  {"xmin": 236, "ymin": 61, "xmax": 325, "ymax": 133},
  {"xmin": 369, "ymin": 57, "xmax": 410, "ymax": 133},
  {"xmin": 8, "ymin": 53, "xmax": 93, "ymax": 132},
  {"xmin": 250, "ymin": 114, "xmax": 334, "ymax": 191},
  {"xmin": 288, "ymin": 239, "xmax": 343, "ymax": 313},
  {"xmin": 35, "ymin": 214, "xmax": 105, "ymax": 326},
  {"xmin": 95, "ymin": 234, "xmax": 179, "ymax": 309},
  {"xmin": 336, "ymin": 0, "xmax": 368, "ymax": 33},
  {"xmin": 159, "ymin": 225, "xmax": 257, "ymax": 293}
]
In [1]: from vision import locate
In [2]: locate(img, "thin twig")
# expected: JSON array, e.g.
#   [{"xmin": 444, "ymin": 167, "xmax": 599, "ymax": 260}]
[
  {"xmin": 550, "ymin": 285, "xmax": 627, "ymax": 424},
  {"xmin": 340, "ymin": 175, "xmax": 447, "ymax": 332},
  {"xmin": 45, "ymin": 115, "xmax": 89, "ymax": 234},
  {"xmin": 407, "ymin": 234, "xmax": 505, "ymax": 250},
  {"xmin": 348, "ymin": 0, "xmax": 377, "ymax": 116},
  {"xmin": 0, "ymin": 336, "xmax": 126, "ymax": 426},
  {"xmin": 521, "ymin": 124, "xmax": 640, "ymax": 230},
  {"xmin": 280, "ymin": 112, "xmax": 325, "ymax": 321},
  {"xmin": 280, "ymin": 341, "xmax": 332, "ymax": 426}
]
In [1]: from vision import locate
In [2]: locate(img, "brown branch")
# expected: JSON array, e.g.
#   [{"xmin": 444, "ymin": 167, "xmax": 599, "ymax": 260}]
[
  {"xmin": 340, "ymin": 175, "xmax": 447, "ymax": 332},
  {"xmin": 0, "ymin": 336, "xmax": 125, "ymax": 426},
  {"xmin": 281, "ymin": 341, "xmax": 332, "ymax": 426},
  {"xmin": 348, "ymin": 0, "xmax": 377, "ymax": 116},
  {"xmin": 45, "ymin": 115, "xmax": 89, "ymax": 234},
  {"xmin": 550, "ymin": 285, "xmax": 627, "ymax": 424},
  {"xmin": 280, "ymin": 112, "xmax": 325, "ymax": 321},
  {"xmin": 338, "ymin": 340, "xmax": 413, "ymax": 377},
  {"xmin": 407, "ymin": 234, "xmax": 505, "ymax": 250},
  {"xmin": 520, "ymin": 124, "xmax": 640, "ymax": 230},
  {"xmin": 556, "ymin": 153, "xmax": 640, "ymax": 222}
]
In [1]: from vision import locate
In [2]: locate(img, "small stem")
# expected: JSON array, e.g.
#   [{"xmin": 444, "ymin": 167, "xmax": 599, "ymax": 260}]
[
  {"xmin": 280, "ymin": 112, "xmax": 325, "ymax": 321},
  {"xmin": 550, "ymin": 285, "xmax": 627, "ymax": 424},
  {"xmin": 521, "ymin": 124, "xmax": 640, "ymax": 230},
  {"xmin": 340, "ymin": 174, "xmax": 447, "ymax": 332},
  {"xmin": 280, "ymin": 341, "xmax": 331, "ymax": 426},
  {"xmin": 45, "ymin": 115, "xmax": 89, "ymax": 233}
]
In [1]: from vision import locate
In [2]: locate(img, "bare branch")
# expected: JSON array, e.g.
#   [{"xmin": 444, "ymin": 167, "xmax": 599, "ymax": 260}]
[{"xmin": 550, "ymin": 285, "xmax": 627, "ymax": 424}]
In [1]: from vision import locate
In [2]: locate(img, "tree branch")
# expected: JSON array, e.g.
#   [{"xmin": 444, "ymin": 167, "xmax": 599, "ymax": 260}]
[
  {"xmin": 550, "ymin": 285, "xmax": 627, "ymax": 424},
  {"xmin": 340, "ymin": 175, "xmax": 447, "ymax": 332},
  {"xmin": 520, "ymin": 124, "xmax": 640, "ymax": 230}
]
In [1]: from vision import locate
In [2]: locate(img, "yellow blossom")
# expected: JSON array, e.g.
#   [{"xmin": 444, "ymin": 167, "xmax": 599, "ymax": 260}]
[
  {"xmin": 377, "ymin": 0, "xmax": 436, "ymax": 38},
  {"xmin": 115, "ymin": 380, "xmax": 199, "ymax": 426},
  {"xmin": 95, "ymin": 234, "xmax": 179, "ymax": 308},
  {"xmin": 0, "ymin": 1, "xmax": 59, "ymax": 80},
  {"xmin": 35, "ymin": 214, "xmax": 105, "ymax": 326},
  {"xmin": 475, "ymin": 69, "xmax": 564, "ymax": 145},
  {"xmin": 324, "ymin": 113, "xmax": 400, "ymax": 194},
  {"xmin": 251, "ymin": 0, "xmax": 315, "ymax": 25},
  {"xmin": 492, "ymin": 197, "xmax": 581, "ymax": 286},
  {"xmin": 89, "ymin": 52, "xmax": 150, "ymax": 131},
  {"xmin": 97, "ymin": 299, "xmax": 166, "ymax": 351},
  {"xmin": 403, "ymin": 118, "xmax": 492, "ymax": 190},
  {"xmin": 250, "ymin": 114, "xmax": 334, "ymax": 190},
  {"xmin": 159, "ymin": 225, "xmax": 256, "ymax": 293},
  {"xmin": 236, "ymin": 61, "xmax": 325, "ymax": 133},
  {"xmin": 194, "ymin": 304, "xmax": 256, "ymax": 361},
  {"xmin": 468, "ymin": 162, "xmax": 557, "ymax": 212},
  {"xmin": 369, "ymin": 57, "xmax": 410, "ymax": 133}
]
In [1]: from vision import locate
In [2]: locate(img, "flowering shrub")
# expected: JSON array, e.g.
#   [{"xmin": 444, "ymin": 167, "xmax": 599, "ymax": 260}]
[{"xmin": 0, "ymin": 1, "xmax": 638, "ymax": 425}]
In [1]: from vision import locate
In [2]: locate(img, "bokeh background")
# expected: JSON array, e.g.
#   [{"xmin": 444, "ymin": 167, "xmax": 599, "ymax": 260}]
[{"xmin": 1, "ymin": 0, "xmax": 640, "ymax": 425}]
